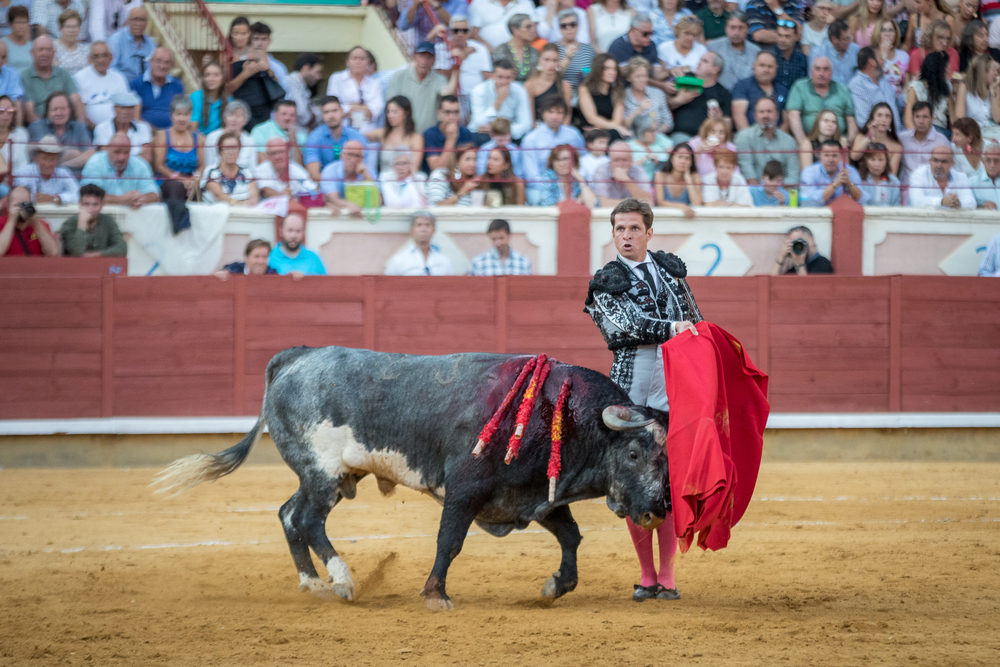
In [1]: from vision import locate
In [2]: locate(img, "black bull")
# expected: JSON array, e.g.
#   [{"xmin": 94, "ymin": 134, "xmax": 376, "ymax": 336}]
[{"xmin": 154, "ymin": 346, "xmax": 671, "ymax": 611}]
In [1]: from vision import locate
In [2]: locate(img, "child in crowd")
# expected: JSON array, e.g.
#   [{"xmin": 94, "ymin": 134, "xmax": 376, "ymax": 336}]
[
  {"xmin": 477, "ymin": 118, "xmax": 524, "ymax": 178},
  {"xmin": 703, "ymin": 149, "xmax": 753, "ymax": 207},
  {"xmin": 751, "ymin": 160, "xmax": 791, "ymax": 206},
  {"xmin": 859, "ymin": 142, "xmax": 902, "ymax": 205},
  {"xmin": 579, "ymin": 128, "xmax": 610, "ymax": 182}
]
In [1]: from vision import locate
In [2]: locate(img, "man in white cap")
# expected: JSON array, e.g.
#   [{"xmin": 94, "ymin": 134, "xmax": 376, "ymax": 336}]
[
  {"xmin": 92, "ymin": 90, "xmax": 152, "ymax": 162},
  {"xmin": 13, "ymin": 135, "xmax": 80, "ymax": 204},
  {"xmin": 73, "ymin": 40, "xmax": 130, "ymax": 128}
]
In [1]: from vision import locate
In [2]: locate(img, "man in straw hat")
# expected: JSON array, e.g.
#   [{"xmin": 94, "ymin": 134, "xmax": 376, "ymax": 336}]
[{"xmin": 13, "ymin": 135, "xmax": 80, "ymax": 204}]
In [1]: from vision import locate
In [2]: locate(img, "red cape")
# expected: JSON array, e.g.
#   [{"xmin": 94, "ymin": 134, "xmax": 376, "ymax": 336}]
[{"xmin": 661, "ymin": 322, "xmax": 769, "ymax": 553}]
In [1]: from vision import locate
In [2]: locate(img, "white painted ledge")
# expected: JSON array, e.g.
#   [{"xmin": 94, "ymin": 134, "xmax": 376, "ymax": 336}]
[{"xmin": 1, "ymin": 413, "xmax": 999, "ymax": 436}]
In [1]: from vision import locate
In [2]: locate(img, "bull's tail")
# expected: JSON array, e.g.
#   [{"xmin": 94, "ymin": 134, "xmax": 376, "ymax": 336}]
[{"xmin": 151, "ymin": 416, "xmax": 265, "ymax": 497}]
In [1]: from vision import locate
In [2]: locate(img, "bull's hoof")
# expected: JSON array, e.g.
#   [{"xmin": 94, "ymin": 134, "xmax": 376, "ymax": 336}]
[
  {"xmin": 542, "ymin": 573, "xmax": 576, "ymax": 599},
  {"xmin": 299, "ymin": 577, "xmax": 338, "ymax": 599},
  {"xmin": 329, "ymin": 581, "xmax": 355, "ymax": 602},
  {"xmin": 424, "ymin": 596, "xmax": 454, "ymax": 612}
]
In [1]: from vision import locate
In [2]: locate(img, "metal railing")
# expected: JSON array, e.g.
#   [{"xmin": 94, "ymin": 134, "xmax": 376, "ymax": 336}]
[{"xmin": 146, "ymin": 0, "xmax": 235, "ymax": 88}]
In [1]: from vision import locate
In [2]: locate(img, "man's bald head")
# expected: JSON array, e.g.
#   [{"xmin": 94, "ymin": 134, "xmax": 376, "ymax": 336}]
[
  {"xmin": 929, "ymin": 145, "xmax": 955, "ymax": 180},
  {"xmin": 107, "ymin": 132, "xmax": 132, "ymax": 171},
  {"xmin": 149, "ymin": 47, "xmax": 174, "ymax": 81},
  {"xmin": 265, "ymin": 138, "xmax": 290, "ymax": 169}
]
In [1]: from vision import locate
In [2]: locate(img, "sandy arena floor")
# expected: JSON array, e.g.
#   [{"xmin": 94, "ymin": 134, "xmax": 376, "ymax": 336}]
[{"xmin": 1, "ymin": 462, "xmax": 998, "ymax": 666}]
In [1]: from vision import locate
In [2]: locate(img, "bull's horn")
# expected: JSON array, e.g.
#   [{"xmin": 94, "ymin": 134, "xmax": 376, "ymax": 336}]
[{"xmin": 602, "ymin": 405, "xmax": 655, "ymax": 431}]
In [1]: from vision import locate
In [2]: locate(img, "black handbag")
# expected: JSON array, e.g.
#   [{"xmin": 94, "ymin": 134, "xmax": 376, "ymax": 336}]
[{"xmin": 262, "ymin": 73, "xmax": 286, "ymax": 104}]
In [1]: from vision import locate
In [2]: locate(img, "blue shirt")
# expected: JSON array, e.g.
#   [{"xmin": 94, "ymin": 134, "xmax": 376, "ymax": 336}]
[
  {"xmin": 750, "ymin": 185, "xmax": 790, "ymax": 206},
  {"xmin": 303, "ymin": 123, "xmax": 373, "ymax": 174},
  {"xmin": 969, "ymin": 171, "xmax": 1000, "ymax": 209},
  {"xmin": 476, "ymin": 139, "xmax": 524, "ymax": 178},
  {"xmin": 268, "ymin": 245, "xmax": 327, "ymax": 276},
  {"xmin": 130, "ymin": 71, "xmax": 185, "ymax": 130},
  {"xmin": 519, "ymin": 123, "xmax": 585, "ymax": 201},
  {"xmin": 0, "ymin": 63, "xmax": 23, "ymax": 100},
  {"xmin": 189, "ymin": 89, "xmax": 226, "ymax": 133},
  {"xmin": 319, "ymin": 160, "xmax": 367, "ymax": 197},
  {"xmin": 731, "ymin": 76, "xmax": 788, "ymax": 126},
  {"xmin": 422, "ymin": 124, "xmax": 475, "ymax": 173},
  {"xmin": 808, "ymin": 41, "xmax": 860, "ymax": 87},
  {"xmin": 800, "ymin": 162, "xmax": 869, "ymax": 206},
  {"xmin": 108, "ymin": 29, "xmax": 157, "ymax": 83},
  {"xmin": 80, "ymin": 152, "xmax": 159, "ymax": 196}
]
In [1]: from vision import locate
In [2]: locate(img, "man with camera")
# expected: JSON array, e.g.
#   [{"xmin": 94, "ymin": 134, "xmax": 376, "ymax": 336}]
[
  {"xmin": 771, "ymin": 225, "xmax": 832, "ymax": 275},
  {"xmin": 0, "ymin": 185, "xmax": 61, "ymax": 256}
]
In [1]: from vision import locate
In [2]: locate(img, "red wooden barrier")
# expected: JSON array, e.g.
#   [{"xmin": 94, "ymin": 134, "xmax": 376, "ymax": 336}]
[{"xmin": 2, "ymin": 275, "xmax": 999, "ymax": 419}]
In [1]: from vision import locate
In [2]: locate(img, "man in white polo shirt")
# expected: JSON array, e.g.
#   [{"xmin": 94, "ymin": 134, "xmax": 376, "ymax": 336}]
[
  {"xmin": 384, "ymin": 211, "xmax": 455, "ymax": 276},
  {"xmin": 74, "ymin": 40, "xmax": 130, "ymax": 129},
  {"xmin": 92, "ymin": 90, "xmax": 152, "ymax": 161}
]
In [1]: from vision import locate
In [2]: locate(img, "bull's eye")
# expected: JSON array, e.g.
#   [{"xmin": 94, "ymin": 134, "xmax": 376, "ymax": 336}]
[{"xmin": 629, "ymin": 451, "xmax": 639, "ymax": 461}]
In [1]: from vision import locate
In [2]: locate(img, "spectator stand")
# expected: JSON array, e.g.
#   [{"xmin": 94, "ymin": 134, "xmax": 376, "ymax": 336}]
[
  {"xmin": 863, "ymin": 207, "xmax": 1000, "ymax": 277},
  {"xmin": 34, "ymin": 203, "xmax": 560, "ymax": 276}
]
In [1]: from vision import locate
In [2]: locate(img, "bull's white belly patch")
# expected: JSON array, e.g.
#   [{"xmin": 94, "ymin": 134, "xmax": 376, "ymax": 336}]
[{"xmin": 308, "ymin": 420, "xmax": 428, "ymax": 492}]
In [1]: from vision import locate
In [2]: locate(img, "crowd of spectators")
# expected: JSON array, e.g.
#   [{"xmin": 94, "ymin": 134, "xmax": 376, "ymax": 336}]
[{"xmin": 1, "ymin": 0, "xmax": 999, "ymax": 272}]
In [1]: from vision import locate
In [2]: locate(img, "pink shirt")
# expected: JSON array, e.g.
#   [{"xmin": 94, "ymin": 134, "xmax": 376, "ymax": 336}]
[{"xmin": 687, "ymin": 136, "xmax": 741, "ymax": 177}]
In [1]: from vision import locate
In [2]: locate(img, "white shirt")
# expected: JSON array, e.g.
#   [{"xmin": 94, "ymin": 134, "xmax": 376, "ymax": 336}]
[
  {"xmin": 579, "ymin": 153, "xmax": 608, "ymax": 183},
  {"xmin": 907, "ymin": 165, "xmax": 977, "ymax": 209},
  {"xmin": 325, "ymin": 70, "xmax": 384, "ymax": 134},
  {"xmin": 469, "ymin": 0, "xmax": 536, "ymax": 49},
  {"xmin": 93, "ymin": 119, "xmax": 153, "ymax": 155},
  {"xmin": 468, "ymin": 79, "xmax": 533, "ymax": 139},
  {"xmin": 379, "ymin": 170, "xmax": 427, "ymax": 208},
  {"xmin": 534, "ymin": 5, "xmax": 590, "ymax": 45},
  {"xmin": 204, "ymin": 129, "xmax": 256, "ymax": 171},
  {"xmin": 384, "ymin": 241, "xmax": 455, "ymax": 275},
  {"xmin": 618, "ymin": 252, "xmax": 660, "ymax": 291},
  {"xmin": 252, "ymin": 159, "xmax": 318, "ymax": 196},
  {"xmin": 89, "ymin": 0, "xmax": 143, "ymax": 42},
  {"xmin": 657, "ymin": 40, "xmax": 707, "ymax": 72},
  {"xmin": 434, "ymin": 40, "xmax": 493, "ymax": 95},
  {"xmin": 801, "ymin": 23, "xmax": 829, "ymax": 52},
  {"xmin": 702, "ymin": 171, "xmax": 754, "ymax": 206},
  {"xmin": 73, "ymin": 66, "xmax": 130, "ymax": 126}
]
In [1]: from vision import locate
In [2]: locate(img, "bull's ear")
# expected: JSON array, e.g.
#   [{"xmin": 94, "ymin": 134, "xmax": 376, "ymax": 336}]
[
  {"xmin": 602, "ymin": 405, "xmax": 656, "ymax": 431},
  {"xmin": 648, "ymin": 421, "xmax": 667, "ymax": 446}
]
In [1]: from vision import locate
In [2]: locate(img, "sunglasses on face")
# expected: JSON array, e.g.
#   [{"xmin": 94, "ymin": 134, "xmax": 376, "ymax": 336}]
[
  {"xmin": 560, "ymin": 22, "xmax": 577, "ymax": 28},
  {"xmin": 638, "ymin": 30, "xmax": 653, "ymax": 37},
  {"xmin": 776, "ymin": 19, "xmax": 797, "ymax": 28},
  {"xmin": 451, "ymin": 27, "xmax": 469, "ymax": 34}
]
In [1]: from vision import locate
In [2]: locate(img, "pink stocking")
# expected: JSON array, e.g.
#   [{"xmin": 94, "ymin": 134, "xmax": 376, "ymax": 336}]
[
  {"xmin": 625, "ymin": 517, "xmax": 657, "ymax": 587},
  {"xmin": 656, "ymin": 512, "xmax": 677, "ymax": 589}
]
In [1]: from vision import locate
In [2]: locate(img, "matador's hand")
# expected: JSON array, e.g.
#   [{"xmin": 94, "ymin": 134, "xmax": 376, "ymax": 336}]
[{"xmin": 671, "ymin": 321, "xmax": 698, "ymax": 337}]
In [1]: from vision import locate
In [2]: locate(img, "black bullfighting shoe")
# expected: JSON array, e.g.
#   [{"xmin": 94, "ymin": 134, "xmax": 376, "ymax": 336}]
[
  {"xmin": 632, "ymin": 584, "xmax": 659, "ymax": 601},
  {"xmin": 655, "ymin": 585, "xmax": 680, "ymax": 600}
]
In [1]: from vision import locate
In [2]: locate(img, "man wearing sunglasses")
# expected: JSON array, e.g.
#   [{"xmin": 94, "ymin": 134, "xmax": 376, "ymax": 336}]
[
  {"xmin": 433, "ymin": 16, "xmax": 493, "ymax": 121},
  {"xmin": 746, "ymin": 0, "xmax": 804, "ymax": 45},
  {"xmin": 608, "ymin": 14, "xmax": 661, "ymax": 73}
]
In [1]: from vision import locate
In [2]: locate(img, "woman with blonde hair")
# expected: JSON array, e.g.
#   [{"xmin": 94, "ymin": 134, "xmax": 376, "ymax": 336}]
[
  {"xmin": 688, "ymin": 117, "xmax": 737, "ymax": 177},
  {"xmin": 578, "ymin": 53, "xmax": 630, "ymax": 141},
  {"xmin": 848, "ymin": 0, "xmax": 888, "ymax": 47},
  {"xmin": 587, "ymin": 0, "xmax": 634, "ymax": 53},
  {"xmin": 653, "ymin": 142, "xmax": 702, "ymax": 219},
  {"xmin": 525, "ymin": 43, "xmax": 572, "ymax": 122},
  {"xmin": 904, "ymin": 0, "xmax": 953, "ymax": 52},
  {"xmin": 958, "ymin": 54, "xmax": 1000, "ymax": 139},
  {"xmin": 657, "ymin": 16, "xmax": 706, "ymax": 76},
  {"xmin": 799, "ymin": 109, "xmax": 846, "ymax": 168},
  {"xmin": 873, "ymin": 18, "xmax": 910, "ymax": 98},
  {"xmin": 426, "ymin": 143, "xmax": 479, "ymax": 206},
  {"xmin": 907, "ymin": 18, "xmax": 959, "ymax": 77},
  {"xmin": 623, "ymin": 56, "xmax": 673, "ymax": 136}
]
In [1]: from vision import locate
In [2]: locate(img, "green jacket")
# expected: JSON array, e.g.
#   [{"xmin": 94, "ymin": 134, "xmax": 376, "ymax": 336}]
[{"xmin": 59, "ymin": 213, "xmax": 127, "ymax": 257}]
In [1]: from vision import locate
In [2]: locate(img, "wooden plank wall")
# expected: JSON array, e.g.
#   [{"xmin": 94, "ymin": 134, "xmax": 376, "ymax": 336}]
[{"xmin": 2, "ymin": 275, "xmax": 999, "ymax": 419}]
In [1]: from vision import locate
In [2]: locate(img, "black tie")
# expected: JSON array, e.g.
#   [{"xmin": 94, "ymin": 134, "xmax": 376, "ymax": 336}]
[{"xmin": 638, "ymin": 263, "xmax": 657, "ymax": 292}]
